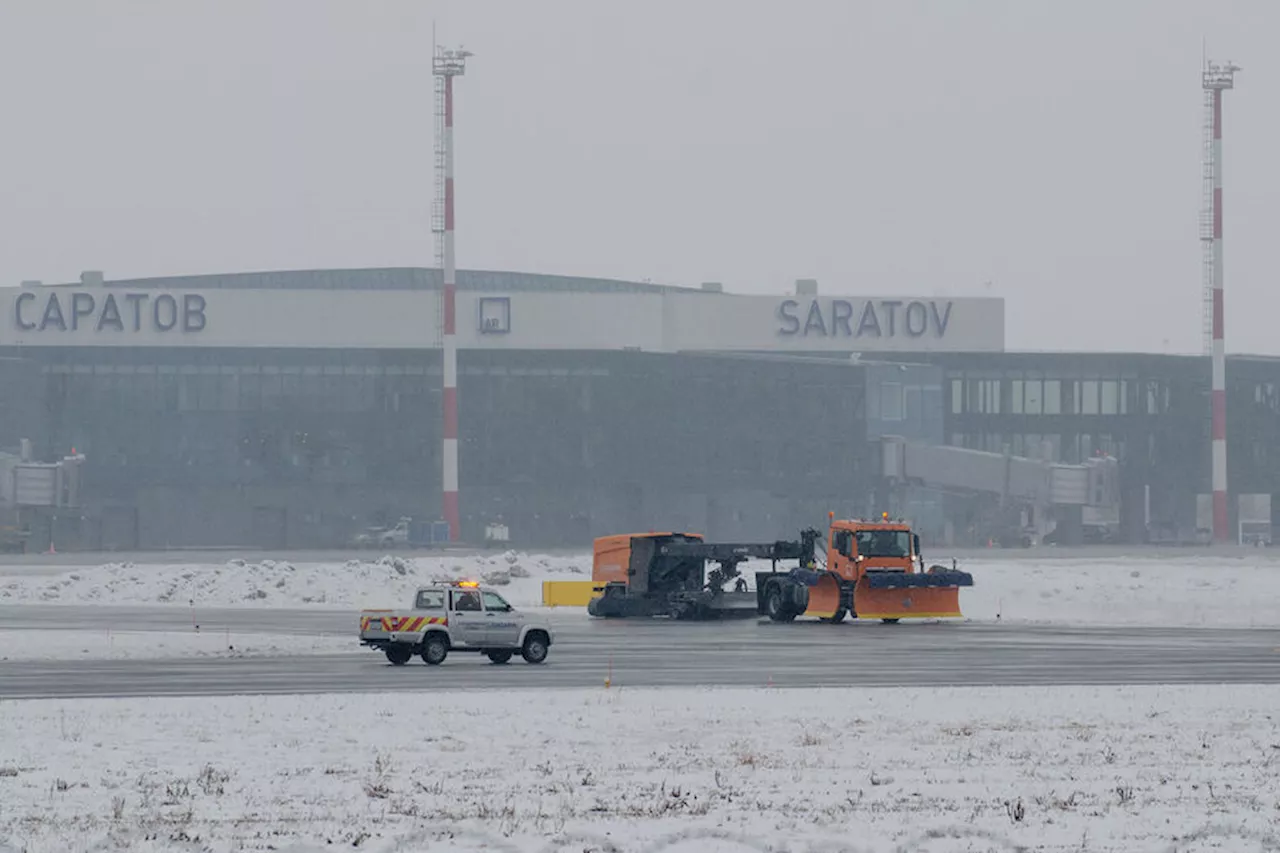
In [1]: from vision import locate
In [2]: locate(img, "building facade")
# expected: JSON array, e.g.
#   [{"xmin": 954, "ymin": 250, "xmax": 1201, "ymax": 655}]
[{"xmin": 0, "ymin": 268, "xmax": 1273, "ymax": 550}]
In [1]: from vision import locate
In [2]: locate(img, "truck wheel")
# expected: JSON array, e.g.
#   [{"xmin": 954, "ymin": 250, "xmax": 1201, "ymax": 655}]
[
  {"xmin": 420, "ymin": 634, "xmax": 449, "ymax": 665},
  {"xmin": 821, "ymin": 609, "xmax": 847, "ymax": 624},
  {"xmin": 487, "ymin": 650, "xmax": 513, "ymax": 664},
  {"xmin": 521, "ymin": 632, "xmax": 549, "ymax": 664},
  {"xmin": 765, "ymin": 584, "xmax": 796, "ymax": 623},
  {"xmin": 384, "ymin": 645, "xmax": 412, "ymax": 666}
]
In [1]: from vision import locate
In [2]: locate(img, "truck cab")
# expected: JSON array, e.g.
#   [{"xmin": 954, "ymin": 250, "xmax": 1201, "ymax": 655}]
[
  {"xmin": 359, "ymin": 580, "xmax": 554, "ymax": 666},
  {"xmin": 826, "ymin": 519, "xmax": 920, "ymax": 583},
  {"xmin": 756, "ymin": 516, "xmax": 972, "ymax": 624}
]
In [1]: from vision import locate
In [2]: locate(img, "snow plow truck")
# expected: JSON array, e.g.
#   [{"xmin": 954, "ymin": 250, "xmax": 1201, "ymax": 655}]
[{"xmin": 586, "ymin": 514, "xmax": 973, "ymax": 623}]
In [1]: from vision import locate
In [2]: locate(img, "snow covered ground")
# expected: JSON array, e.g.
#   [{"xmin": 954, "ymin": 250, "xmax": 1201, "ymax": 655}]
[
  {"xmin": 0, "ymin": 551, "xmax": 585, "ymax": 612},
  {"xmin": 3, "ymin": 550, "xmax": 1280, "ymax": 629},
  {"xmin": 958, "ymin": 554, "xmax": 1280, "ymax": 628},
  {"xmin": 2, "ymin": 684, "xmax": 1279, "ymax": 852},
  {"xmin": 0, "ymin": 629, "xmax": 355, "ymax": 662}
]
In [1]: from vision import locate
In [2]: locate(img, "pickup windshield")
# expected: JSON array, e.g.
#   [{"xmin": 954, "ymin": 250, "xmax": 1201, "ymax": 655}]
[
  {"xmin": 482, "ymin": 591, "xmax": 512, "ymax": 612},
  {"xmin": 855, "ymin": 530, "xmax": 912, "ymax": 558}
]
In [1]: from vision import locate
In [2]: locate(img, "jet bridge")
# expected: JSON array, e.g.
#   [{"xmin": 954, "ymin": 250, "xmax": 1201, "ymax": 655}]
[{"xmin": 878, "ymin": 435, "xmax": 1120, "ymax": 545}]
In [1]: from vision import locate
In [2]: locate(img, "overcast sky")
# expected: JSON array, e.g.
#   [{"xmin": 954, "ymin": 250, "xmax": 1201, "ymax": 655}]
[{"xmin": 1, "ymin": 1, "xmax": 1275, "ymax": 355}]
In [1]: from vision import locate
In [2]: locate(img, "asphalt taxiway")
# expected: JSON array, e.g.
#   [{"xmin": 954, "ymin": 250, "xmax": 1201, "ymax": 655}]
[{"xmin": 2, "ymin": 604, "xmax": 1278, "ymax": 699}]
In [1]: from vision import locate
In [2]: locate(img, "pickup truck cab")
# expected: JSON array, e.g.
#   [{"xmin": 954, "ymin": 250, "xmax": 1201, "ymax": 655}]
[{"xmin": 359, "ymin": 580, "xmax": 553, "ymax": 666}]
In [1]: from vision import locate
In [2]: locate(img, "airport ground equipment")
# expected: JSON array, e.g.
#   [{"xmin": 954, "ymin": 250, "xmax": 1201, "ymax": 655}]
[{"xmin": 587, "ymin": 516, "xmax": 973, "ymax": 623}]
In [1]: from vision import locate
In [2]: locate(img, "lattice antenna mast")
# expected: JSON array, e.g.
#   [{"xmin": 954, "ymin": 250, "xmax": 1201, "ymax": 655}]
[
  {"xmin": 432, "ymin": 44, "xmax": 471, "ymax": 543},
  {"xmin": 432, "ymin": 58, "xmax": 447, "ymax": 273},
  {"xmin": 1201, "ymin": 57, "xmax": 1239, "ymax": 543}
]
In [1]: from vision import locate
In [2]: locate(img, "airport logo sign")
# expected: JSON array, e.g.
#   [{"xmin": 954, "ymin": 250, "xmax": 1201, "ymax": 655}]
[
  {"xmin": 13, "ymin": 290, "xmax": 208, "ymax": 334},
  {"xmin": 478, "ymin": 297, "xmax": 510, "ymax": 334},
  {"xmin": 777, "ymin": 298, "xmax": 953, "ymax": 339}
]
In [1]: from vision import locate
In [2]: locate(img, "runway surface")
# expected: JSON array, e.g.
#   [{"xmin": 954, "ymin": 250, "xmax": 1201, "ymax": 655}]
[
  {"xmin": 0, "ymin": 603, "xmax": 353, "ymax": 635},
  {"xmin": 3, "ymin": 605, "xmax": 1280, "ymax": 698}
]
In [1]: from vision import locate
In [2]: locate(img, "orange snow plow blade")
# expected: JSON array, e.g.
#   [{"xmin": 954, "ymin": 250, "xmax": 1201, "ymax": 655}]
[
  {"xmin": 854, "ymin": 571, "xmax": 970, "ymax": 620},
  {"xmin": 803, "ymin": 573, "xmax": 843, "ymax": 619}
]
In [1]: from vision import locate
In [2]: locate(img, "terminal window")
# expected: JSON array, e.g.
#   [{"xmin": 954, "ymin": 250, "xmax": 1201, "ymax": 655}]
[
  {"xmin": 879, "ymin": 382, "xmax": 904, "ymax": 421},
  {"xmin": 963, "ymin": 379, "xmax": 1001, "ymax": 414}
]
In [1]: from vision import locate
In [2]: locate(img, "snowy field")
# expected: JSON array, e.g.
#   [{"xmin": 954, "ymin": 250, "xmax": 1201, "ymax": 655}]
[
  {"xmin": 3, "ymin": 550, "xmax": 1280, "ymax": 629},
  {"xmin": 962, "ymin": 554, "xmax": 1280, "ymax": 628},
  {"xmin": 2, "ymin": 684, "xmax": 1279, "ymax": 852}
]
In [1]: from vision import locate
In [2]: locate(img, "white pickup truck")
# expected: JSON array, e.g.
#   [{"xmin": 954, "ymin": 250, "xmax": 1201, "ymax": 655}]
[{"xmin": 359, "ymin": 580, "xmax": 554, "ymax": 666}]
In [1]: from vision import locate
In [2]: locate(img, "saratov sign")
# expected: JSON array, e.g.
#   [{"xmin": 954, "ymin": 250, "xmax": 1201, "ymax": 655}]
[
  {"xmin": 13, "ymin": 290, "xmax": 207, "ymax": 334},
  {"xmin": 0, "ymin": 286, "xmax": 1001, "ymax": 352},
  {"xmin": 777, "ymin": 298, "xmax": 953, "ymax": 339}
]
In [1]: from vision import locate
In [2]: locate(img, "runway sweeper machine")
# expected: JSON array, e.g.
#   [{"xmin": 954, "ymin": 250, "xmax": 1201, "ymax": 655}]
[{"xmin": 585, "ymin": 515, "xmax": 974, "ymax": 623}]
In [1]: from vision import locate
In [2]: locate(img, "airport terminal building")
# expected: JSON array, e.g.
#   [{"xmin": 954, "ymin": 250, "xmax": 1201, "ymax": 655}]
[{"xmin": 1, "ymin": 268, "xmax": 1276, "ymax": 551}]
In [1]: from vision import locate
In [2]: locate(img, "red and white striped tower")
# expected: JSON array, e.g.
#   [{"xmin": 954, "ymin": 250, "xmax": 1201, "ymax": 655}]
[
  {"xmin": 433, "ymin": 46, "xmax": 471, "ymax": 542},
  {"xmin": 1201, "ymin": 59, "xmax": 1239, "ymax": 543}
]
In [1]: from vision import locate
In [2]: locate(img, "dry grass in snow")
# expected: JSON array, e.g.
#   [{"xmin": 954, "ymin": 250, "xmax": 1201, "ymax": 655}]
[{"xmin": 2, "ymin": 684, "xmax": 1280, "ymax": 852}]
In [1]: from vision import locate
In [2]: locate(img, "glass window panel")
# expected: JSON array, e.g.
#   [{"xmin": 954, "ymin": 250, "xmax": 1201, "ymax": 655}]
[
  {"xmin": 880, "ymin": 383, "xmax": 904, "ymax": 421},
  {"xmin": 1024, "ymin": 380, "xmax": 1043, "ymax": 414},
  {"xmin": 1100, "ymin": 380, "xmax": 1119, "ymax": 415},
  {"xmin": 1043, "ymin": 380, "xmax": 1061, "ymax": 414},
  {"xmin": 1081, "ymin": 381, "xmax": 1098, "ymax": 415}
]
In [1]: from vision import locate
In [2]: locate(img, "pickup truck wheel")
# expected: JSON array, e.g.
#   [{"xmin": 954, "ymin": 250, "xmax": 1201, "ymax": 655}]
[
  {"xmin": 521, "ymin": 632, "xmax": 549, "ymax": 664},
  {"xmin": 384, "ymin": 644, "xmax": 412, "ymax": 666},
  {"xmin": 487, "ymin": 650, "xmax": 513, "ymax": 664},
  {"xmin": 420, "ymin": 634, "xmax": 449, "ymax": 665}
]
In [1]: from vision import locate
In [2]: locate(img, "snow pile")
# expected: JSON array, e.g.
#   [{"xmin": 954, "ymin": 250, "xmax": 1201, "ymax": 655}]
[
  {"xmin": 3, "ymin": 551, "xmax": 1280, "ymax": 628},
  {"xmin": 0, "ymin": 629, "xmax": 355, "ymax": 662},
  {"xmin": 2, "ymin": 684, "xmax": 1279, "ymax": 851},
  {"xmin": 0, "ymin": 551, "xmax": 586, "ymax": 611}
]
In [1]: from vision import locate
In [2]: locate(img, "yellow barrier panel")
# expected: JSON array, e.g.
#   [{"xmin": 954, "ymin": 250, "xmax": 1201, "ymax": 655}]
[{"xmin": 542, "ymin": 580, "xmax": 605, "ymax": 607}]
